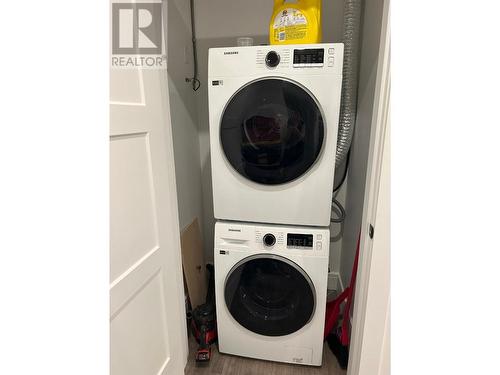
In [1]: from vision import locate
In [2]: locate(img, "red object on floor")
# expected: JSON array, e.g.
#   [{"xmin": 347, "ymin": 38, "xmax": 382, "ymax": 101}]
[
  {"xmin": 191, "ymin": 318, "xmax": 217, "ymax": 345},
  {"xmin": 323, "ymin": 288, "xmax": 349, "ymax": 338},
  {"xmin": 324, "ymin": 232, "xmax": 361, "ymax": 345}
]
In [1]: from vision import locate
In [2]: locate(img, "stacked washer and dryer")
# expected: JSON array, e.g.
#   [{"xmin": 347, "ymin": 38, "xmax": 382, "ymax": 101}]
[{"xmin": 208, "ymin": 43, "xmax": 344, "ymax": 366}]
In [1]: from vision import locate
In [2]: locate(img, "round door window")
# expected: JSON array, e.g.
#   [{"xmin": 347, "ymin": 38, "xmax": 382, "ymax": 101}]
[
  {"xmin": 220, "ymin": 79, "xmax": 324, "ymax": 185},
  {"xmin": 224, "ymin": 254, "xmax": 315, "ymax": 337}
]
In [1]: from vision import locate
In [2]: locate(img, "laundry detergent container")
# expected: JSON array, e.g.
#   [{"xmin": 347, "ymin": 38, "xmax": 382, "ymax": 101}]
[{"xmin": 269, "ymin": 0, "xmax": 322, "ymax": 45}]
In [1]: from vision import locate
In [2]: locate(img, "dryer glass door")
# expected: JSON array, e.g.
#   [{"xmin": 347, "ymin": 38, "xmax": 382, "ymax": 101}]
[
  {"xmin": 224, "ymin": 254, "xmax": 315, "ymax": 337},
  {"xmin": 220, "ymin": 78, "xmax": 324, "ymax": 185}
]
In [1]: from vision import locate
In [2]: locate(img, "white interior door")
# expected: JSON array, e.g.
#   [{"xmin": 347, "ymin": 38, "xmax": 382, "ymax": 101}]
[
  {"xmin": 109, "ymin": 8, "xmax": 188, "ymax": 374},
  {"xmin": 348, "ymin": 2, "xmax": 390, "ymax": 374},
  {"xmin": 350, "ymin": 113, "xmax": 390, "ymax": 375}
]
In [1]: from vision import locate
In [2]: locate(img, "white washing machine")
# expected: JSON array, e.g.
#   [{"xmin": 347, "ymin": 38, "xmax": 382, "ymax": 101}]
[
  {"xmin": 214, "ymin": 221, "xmax": 330, "ymax": 366},
  {"xmin": 209, "ymin": 43, "xmax": 344, "ymax": 227}
]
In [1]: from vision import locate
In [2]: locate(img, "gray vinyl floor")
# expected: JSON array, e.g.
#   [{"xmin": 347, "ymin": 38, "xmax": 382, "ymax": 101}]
[{"xmin": 184, "ymin": 334, "xmax": 347, "ymax": 375}]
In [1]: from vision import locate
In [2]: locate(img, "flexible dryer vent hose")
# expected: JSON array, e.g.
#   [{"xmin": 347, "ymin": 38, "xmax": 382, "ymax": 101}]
[{"xmin": 336, "ymin": 0, "xmax": 363, "ymax": 167}]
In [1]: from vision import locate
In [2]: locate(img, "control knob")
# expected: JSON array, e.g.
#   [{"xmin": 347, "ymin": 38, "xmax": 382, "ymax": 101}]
[
  {"xmin": 263, "ymin": 233, "xmax": 276, "ymax": 247},
  {"xmin": 265, "ymin": 51, "xmax": 280, "ymax": 68}
]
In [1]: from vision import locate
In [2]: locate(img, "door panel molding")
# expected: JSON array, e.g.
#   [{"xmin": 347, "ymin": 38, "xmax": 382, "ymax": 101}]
[{"xmin": 110, "ymin": 245, "xmax": 160, "ymax": 317}]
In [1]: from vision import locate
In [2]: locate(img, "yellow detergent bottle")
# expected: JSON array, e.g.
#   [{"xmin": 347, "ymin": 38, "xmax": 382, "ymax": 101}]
[{"xmin": 269, "ymin": 0, "xmax": 322, "ymax": 45}]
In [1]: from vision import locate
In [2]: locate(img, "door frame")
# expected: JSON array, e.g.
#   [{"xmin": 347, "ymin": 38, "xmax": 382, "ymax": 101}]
[
  {"xmin": 159, "ymin": 2, "xmax": 189, "ymax": 365},
  {"xmin": 157, "ymin": 67, "xmax": 189, "ymax": 367},
  {"xmin": 347, "ymin": 0, "xmax": 391, "ymax": 374}
]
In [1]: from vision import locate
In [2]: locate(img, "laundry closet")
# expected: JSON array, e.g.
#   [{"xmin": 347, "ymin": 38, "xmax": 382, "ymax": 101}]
[{"xmin": 165, "ymin": 0, "xmax": 389, "ymax": 371}]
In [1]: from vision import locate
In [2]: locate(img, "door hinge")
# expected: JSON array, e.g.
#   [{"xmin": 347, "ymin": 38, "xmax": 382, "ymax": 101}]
[{"xmin": 369, "ymin": 224, "xmax": 374, "ymax": 239}]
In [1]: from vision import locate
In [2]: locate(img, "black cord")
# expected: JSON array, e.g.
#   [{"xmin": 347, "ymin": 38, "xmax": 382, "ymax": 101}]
[
  {"xmin": 331, "ymin": 197, "xmax": 346, "ymax": 223},
  {"xmin": 189, "ymin": 0, "xmax": 200, "ymax": 91},
  {"xmin": 192, "ymin": 78, "xmax": 200, "ymax": 91},
  {"xmin": 330, "ymin": 149, "xmax": 350, "ymax": 224}
]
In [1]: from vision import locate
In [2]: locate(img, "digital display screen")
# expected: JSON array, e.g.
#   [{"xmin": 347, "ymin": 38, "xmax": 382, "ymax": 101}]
[
  {"xmin": 287, "ymin": 233, "xmax": 314, "ymax": 248},
  {"xmin": 293, "ymin": 48, "xmax": 324, "ymax": 64}
]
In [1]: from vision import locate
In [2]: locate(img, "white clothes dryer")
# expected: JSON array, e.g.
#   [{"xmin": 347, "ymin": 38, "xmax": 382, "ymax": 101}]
[
  {"xmin": 209, "ymin": 43, "xmax": 343, "ymax": 227},
  {"xmin": 214, "ymin": 221, "xmax": 330, "ymax": 366}
]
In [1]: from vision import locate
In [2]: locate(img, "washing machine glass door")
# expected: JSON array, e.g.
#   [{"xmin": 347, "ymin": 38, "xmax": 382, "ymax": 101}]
[
  {"xmin": 220, "ymin": 78, "xmax": 324, "ymax": 185},
  {"xmin": 224, "ymin": 254, "xmax": 315, "ymax": 337}
]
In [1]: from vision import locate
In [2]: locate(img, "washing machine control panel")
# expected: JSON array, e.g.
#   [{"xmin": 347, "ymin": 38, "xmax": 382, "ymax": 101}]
[
  {"xmin": 216, "ymin": 223, "xmax": 328, "ymax": 254},
  {"xmin": 254, "ymin": 229, "xmax": 325, "ymax": 251},
  {"xmin": 287, "ymin": 233, "xmax": 314, "ymax": 248}
]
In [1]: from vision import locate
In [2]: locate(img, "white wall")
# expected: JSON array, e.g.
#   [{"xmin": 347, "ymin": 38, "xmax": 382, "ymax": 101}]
[
  {"xmin": 193, "ymin": 0, "xmax": 346, "ymax": 265},
  {"xmin": 167, "ymin": 0, "xmax": 204, "ymax": 232},
  {"xmin": 340, "ymin": 0, "xmax": 387, "ymax": 288}
]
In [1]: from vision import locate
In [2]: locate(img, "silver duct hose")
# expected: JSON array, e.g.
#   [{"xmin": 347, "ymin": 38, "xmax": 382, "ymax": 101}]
[{"xmin": 336, "ymin": 0, "xmax": 363, "ymax": 167}]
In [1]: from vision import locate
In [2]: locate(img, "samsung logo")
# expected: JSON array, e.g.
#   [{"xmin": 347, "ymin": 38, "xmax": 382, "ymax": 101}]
[
  {"xmin": 228, "ymin": 228, "xmax": 241, "ymax": 232},
  {"xmin": 224, "ymin": 51, "xmax": 238, "ymax": 55}
]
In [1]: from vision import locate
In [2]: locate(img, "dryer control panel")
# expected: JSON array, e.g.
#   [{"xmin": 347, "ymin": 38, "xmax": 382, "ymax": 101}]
[
  {"xmin": 256, "ymin": 46, "xmax": 336, "ymax": 70},
  {"xmin": 293, "ymin": 48, "xmax": 324, "ymax": 67},
  {"xmin": 209, "ymin": 43, "xmax": 343, "ymax": 78}
]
